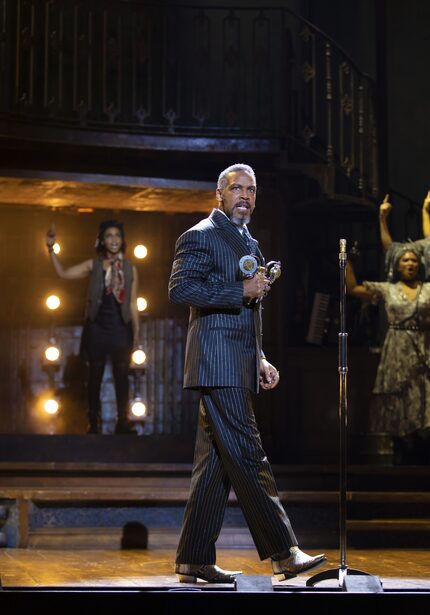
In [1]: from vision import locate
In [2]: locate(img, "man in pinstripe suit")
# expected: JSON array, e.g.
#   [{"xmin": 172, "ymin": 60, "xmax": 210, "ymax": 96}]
[{"xmin": 169, "ymin": 163, "xmax": 326, "ymax": 583}]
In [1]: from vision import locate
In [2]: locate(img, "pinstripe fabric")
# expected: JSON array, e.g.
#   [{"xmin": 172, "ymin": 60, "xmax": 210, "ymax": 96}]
[
  {"xmin": 169, "ymin": 208, "xmax": 263, "ymax": 391},
  {"xmin": 175, "ymin": 388, "xmax": 297, "ymax": 563},
  {"xmin": 170, "ymin": 207, "xmax": 297, "ymax": 565}
]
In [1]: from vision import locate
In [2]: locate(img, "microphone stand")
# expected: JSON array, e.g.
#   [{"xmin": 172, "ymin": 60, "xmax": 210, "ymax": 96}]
[{"xmin": 306, "ymin": 239, "xmax": 371, "ymax": 589}]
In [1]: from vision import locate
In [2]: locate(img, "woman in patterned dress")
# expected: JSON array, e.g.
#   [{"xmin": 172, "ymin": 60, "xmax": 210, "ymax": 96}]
[{"xmin": 346, "ymin": 248, "xmax": 430, "ymax": 463}]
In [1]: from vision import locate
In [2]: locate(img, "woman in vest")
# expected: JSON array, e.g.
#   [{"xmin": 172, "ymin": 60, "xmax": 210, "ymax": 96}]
[{"xmin": 46, "ymin": 220, "xmax": 140, "ymax": 434}]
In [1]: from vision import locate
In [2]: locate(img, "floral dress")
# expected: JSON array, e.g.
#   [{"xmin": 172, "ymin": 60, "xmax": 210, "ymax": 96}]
[{"xmin": 363, "ymin": 280, "xmax": 430, "ymax": 437}]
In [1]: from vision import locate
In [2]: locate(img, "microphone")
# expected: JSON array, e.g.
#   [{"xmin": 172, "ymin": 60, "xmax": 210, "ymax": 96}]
[
  {"xmin": 339, "ymin": 238, "xmax": 347, "ymax": 263},
  {"xmin": 239, "ymin": 254, "xmax": 259, "ymax": 278}
]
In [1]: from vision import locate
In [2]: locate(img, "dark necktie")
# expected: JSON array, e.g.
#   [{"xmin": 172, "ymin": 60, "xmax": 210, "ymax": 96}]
[{"xmin": 242, "ymin": 227, "xmax": 256, "ymax": 255}]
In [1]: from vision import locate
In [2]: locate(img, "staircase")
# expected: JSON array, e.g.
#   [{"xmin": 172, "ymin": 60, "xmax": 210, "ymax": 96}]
[{"xmin": 1, "ymin": 439, "xmax": 429, "ymax": 550}]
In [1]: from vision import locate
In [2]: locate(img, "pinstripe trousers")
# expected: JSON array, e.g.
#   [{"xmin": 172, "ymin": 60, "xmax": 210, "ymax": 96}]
[{"xmin": 176, "ymin": 387, "xmax": 298, "ymax": 564}]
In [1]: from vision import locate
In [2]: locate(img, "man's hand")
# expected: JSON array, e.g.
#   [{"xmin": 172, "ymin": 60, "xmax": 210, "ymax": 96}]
[
  {"xmin": 243, "ymin": 272, "xmax": 270, "ymax": 300},
  {"xmin": 259, "ymin": 358, "xmax": 280, "ymax": 390}
]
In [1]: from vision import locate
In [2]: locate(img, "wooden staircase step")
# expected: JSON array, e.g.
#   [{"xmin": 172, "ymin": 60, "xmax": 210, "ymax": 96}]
[
  {"xmin": 26, "ymin": 526, "xmax": 254, "ymax": 550},
  {"xmin": 347, "ymin": 519, "xmax": 430, "ymax": 532},
  {"xmin": 346, "ymin": 518, "xmax": 430, "ymax": 548}
]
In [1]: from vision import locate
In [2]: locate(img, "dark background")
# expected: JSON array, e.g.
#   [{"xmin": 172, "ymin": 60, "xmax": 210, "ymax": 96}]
[{"xmin": 0, "ymin": 0, "xmax": 429, "ymax": 465}]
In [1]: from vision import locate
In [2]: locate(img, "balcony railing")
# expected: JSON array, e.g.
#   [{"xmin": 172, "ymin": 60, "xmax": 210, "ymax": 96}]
[{"xmin": 0, "ymin": 1, "xmax": 378, "ymax": 197}]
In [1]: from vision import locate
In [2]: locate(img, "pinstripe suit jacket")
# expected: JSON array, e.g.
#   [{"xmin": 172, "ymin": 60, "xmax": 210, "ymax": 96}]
[{"xmin": 169, "ymin": 208, "xmax": 264, "ymax": 392}]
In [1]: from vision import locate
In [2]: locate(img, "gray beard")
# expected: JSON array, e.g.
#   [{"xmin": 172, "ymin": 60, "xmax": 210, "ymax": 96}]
[{"xmin": 229, "ymin": 213, "xmax": 251, "ymax": 227}]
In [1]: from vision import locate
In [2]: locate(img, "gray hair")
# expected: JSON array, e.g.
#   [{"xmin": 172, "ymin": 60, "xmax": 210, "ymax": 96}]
[
  {"xmin": 385, "ymin": 242, "xmax": 424, "ymax": 282},
  {"xmin": 217, "ymin": 163, "xmax": 256, "ymax": 191}
]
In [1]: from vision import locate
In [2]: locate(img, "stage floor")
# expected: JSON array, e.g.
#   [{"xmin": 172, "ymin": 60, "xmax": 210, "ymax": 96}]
[{"xmin": 1, "ymin": 547, "xmax": 430, "ymax": 591}]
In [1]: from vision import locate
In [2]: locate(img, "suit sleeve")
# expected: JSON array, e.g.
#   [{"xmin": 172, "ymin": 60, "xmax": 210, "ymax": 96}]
[{"xmin": 169, "ymin": 228, "xmax": 244, "ymax": 308}]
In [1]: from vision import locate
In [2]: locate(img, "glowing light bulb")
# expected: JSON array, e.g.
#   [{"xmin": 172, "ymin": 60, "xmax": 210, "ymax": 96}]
[
  {"xmin": 45, "ymin": 346, "xmax": 60, "ymax": 362},
  {"xmin": 46, "ymin": 295, "xmax": 60, "ymax": 310},
  {"xmin": 137, "ymin": 297, "xmax": 148, "ymax": 312},
  {"xmin": 131, "ymin": 400, "xmax": 146, "ymax": 417},
  {"xmin": 131, "ymin": 349, "xmax": 146, "ymax": 366},
  {"xmin": 134, "ymin": 244, "xmax": 148, "ymax": 259},
  {"xmin": 44, "ymin": 399, "xmax": 59, "ymax": 415}
]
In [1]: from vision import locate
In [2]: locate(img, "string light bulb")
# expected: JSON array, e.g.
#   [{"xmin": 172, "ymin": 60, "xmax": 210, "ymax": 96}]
[
  {"xmin": 44, "ymin": 345, "xmax": 60, "ymax": 362},
  {"xmin": 130, "ymin": 398, "xmax": 147, "ymax": 418},
  {"xmin": 46, "ymin": 295, "xmax": 61, "ymax": 310},
  {"xmin": 137, "ymin": 297, "xmax": 148, "ymax": 312},
  {"xmin": 134, "ymin": 244, "xmax": 148, "ymax": 259},
  {"xmin": 44, "ymin": 398, "xmax": 59, "ymax": 415},
  {"xmin": 131, "ymin": 348, "xmax": 146, "ymax": 366}
]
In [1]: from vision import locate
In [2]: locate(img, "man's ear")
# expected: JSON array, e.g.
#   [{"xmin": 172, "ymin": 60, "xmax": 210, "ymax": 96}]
[{"xmin": 216, "ymin": 188, "xmax": 223, "ymax": 203}]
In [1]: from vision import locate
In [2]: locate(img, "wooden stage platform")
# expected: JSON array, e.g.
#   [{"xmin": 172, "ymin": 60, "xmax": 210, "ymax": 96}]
[
  {"xmin": 0, "ymin": 547, "xmax": 430, "ymax": 610},
  {"xmin": 1, "ymin": 435, "xmax": 430, "ymax": 609}
]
